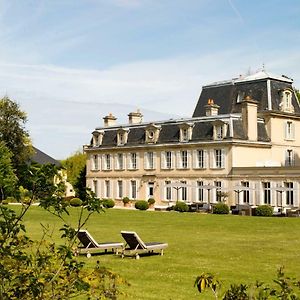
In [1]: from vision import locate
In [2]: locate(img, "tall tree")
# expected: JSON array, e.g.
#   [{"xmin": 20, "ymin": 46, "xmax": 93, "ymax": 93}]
[
  {"xmin": 0, "ymin": 96, "xmax": 32, "ymax": 171},
  {"xmin": 0, "ymin": 142, "xmax": 17, "ymax": 200}
]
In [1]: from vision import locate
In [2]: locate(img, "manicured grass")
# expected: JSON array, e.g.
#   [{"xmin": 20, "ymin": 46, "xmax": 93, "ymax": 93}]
[{"xmin": 21, "ymin": 206, "xmax": 300, "ymax": 299}]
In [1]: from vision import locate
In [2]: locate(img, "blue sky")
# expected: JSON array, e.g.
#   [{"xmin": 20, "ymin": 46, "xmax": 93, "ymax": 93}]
[{"xmin": 0, "ymin": 0, "xmax": 300, "ymax": 159}]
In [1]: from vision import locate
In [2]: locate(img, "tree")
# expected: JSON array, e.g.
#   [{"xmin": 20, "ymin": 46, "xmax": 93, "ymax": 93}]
[
  {"xmin": 296, "ymin": 89, "xmax": 300, "ymax": 102},
  {"xmin": 0, "ymin": 96, "xmax": 32, "ymax": 172},
  {"xmin": 61, "ymin": 151, "xmax": 86, "ymax": 186},
  {"xmin": 0, "ymin": 141, "xmax": 17, "ymax": 200}
]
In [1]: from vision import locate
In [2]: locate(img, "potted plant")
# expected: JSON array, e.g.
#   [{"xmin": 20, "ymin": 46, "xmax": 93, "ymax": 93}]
[
  {"xmin": 122, "ymin": 196, "xmax": 130, "ymax": 207},
  {"xmin": 148, "ymin": 198, "xmax": 155, "ymax": 208}
]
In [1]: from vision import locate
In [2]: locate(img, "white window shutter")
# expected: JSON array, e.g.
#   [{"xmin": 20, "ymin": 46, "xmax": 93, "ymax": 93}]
[
  {"xmin": 127, "ymin": 153, "xmax": 131, "ymax": 170},
  {"xmin": 176, "ymin": 151, "xmax": 181, "ymax": 169},
  {"xmin": 153, "ymin": 152, "xmax": 157, "ymax": 169},
  {"xmin": 102, "ymin": 154, "xmax": 106, "ymax": 170},
  {"xmin": 144, "ymin": 152, "xmax": 148, "ymax": 169},
  {"xmin": 292, "ymin": 122, "xmax": 295, "ymax": 139},
  {"xmin": 160, "ymin": 152, "xmax": 165, "ymax": 169},
  {"xmin": 187, "ymin": 150, "xmax": 191, "ymax": 169},
  {"xmin": 221, "ymin": 149, "xmax": 225, "ymax": 168},
  {"xmin": 136, "ymin": 153, "xmax": 140, "ymax": 170},
  {"xmin": 203, "ymin": 150, "xmax": 207, "ymax": 168},
  {"xmin": 193, "ymin": 150, "xmax": 198, "ymax": 168},
  {"xmin": 210, "ymin": 150, "xmax": 214, "ymax": 168},
  {"xmin": 114, "ymin": 154, "xmax": 118, "ymax": 170},
  {"xmin": 171, "ymin": 151, "xmax": 175, "ymax": 169}
]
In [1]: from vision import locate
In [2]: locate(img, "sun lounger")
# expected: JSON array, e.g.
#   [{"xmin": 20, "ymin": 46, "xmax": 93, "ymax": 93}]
[
  {"xmin": 120, "ymin": 231, "xmax": 168, "ymax": 259},
  {"xmin": 76, "ymin": 229, "xmax": 124, "ymax": 257}
]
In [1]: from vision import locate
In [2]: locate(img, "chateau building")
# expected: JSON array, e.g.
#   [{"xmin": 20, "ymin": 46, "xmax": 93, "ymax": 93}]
[{"xmin": 84, "ymin": 70, "xmax": 300, "ymax": 211}]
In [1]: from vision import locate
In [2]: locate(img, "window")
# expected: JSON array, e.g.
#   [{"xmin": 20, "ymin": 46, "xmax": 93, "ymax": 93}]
[
  {"xmin": 166, "ymin": 151, "xmax": 172, "ymax": 169},
  {"xmin": 214, "ymin": 149, "xmax": 225, "ymax": 168},
  {"xmin": 116, "ymin": 153, "xmax": 124, "ymax": 170},
  {"xmin": 117, "ymin": 129, "xmax": 128, "ymax": 146},
  {"xmin": 105, "ymin": 180, "xmax": 110, "ymax": 198},
  {"xmin": 119, "ymin": 133, "xmax": 124, "ymax": 145},
  {"xmin": 285, "ymin": 182, "xmax": 294, "ymax": 206},
  {"xmin": 285, "ymin": 121, "xmax": 295, "ymax": 140},
  {"xmin": 92, "ymin": 154, "xmax": 99, "ymax": 170},
  {"xmin": 215, "ymin": 181, "xmax": 222, "ymax": 202},
  {"xmin": 93, "ymin": 134, "xmax": 99, "ymax": 147},
  {"xmin": 195, "ymin": 149, "xmax": 206, "ymax": 168},
  {"xmin": 181, "ymin": 181, "xmax": 187, "ymax": 201},
  {"xmin": 197, "ymin": 181, "xmax": 204, "ymax": 202},
  {"xmin": 236, "ymin": 91, "xmax": 244, "ymax": 103},
  {"xmin": 117, "ymin": 180, "xmax": 123, "ymax": 199},
  {"xmin": 285, "ymin": 149, "xmax": 294, "ymax": 166},
  {"xmin": 148, "ymin": 182, "xmax": 154, "ymax": 198},
  {"xmin": 182, "ymin": 128, "xmax": 188, "ymax": 142},
  {"xmin": 104, "ymin": 154, "xmax": 111, "ymax": 170},
  {"xmin": 280, "ymin": 90, "xmax": 294, "ymax": 112},
  {"xmin": 131, "ymin": 180, "xmax": 137, "ymax": 199},
  {"xmin": 216, "ymin": 126, "xmax": 223, "ymax": 140},
  {"xmin": 93, "ymin": 180, "xmax": 98, "ymax": 197},
  {"xmin": 263, "ymin": 182, "xmax": 271, "ymax": 205},
  {"xmin": 242, "ymin": 181, "xmax": 250, "ymax": 204},
  {"xmin": 181, "ymin": 150, "xmax": 188, "ymax": 169},
  {"xmin": 129, "ymin": 153, "xmax": 137, "ymax": 170},
  {"xmin": 165, "ymin": 180, "xmax": 172, "ymax": 200},
  {"xmin": 145, "ymin": 152, "xmax": 155, "ymax": 169}
]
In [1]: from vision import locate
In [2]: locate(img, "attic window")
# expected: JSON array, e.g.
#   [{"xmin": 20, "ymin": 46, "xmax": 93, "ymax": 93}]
[
  {"xmin": 279, "ymin": 89, "xmax": 294, "ymax": 113},
  {"xmin": 179, "ymin": 123, "xmax": 193, "ymax": 142},
  {"xmin": 117, "ymin": 128, "xmax": 129, "ymax": 146},
  {"xmin": 212, "ymin": 121, "xmax": 227, "ymax": 140},
  {"xmin": 236, "ymin": 91, "xmax": 245, "ymax": 103},
  {"xmin": 92, "ymin": 131, "xmax": 104, "ymax": 147},
  {"xmin": 145, "ymin": 124, "xmax": 161, "ymax": 143}
]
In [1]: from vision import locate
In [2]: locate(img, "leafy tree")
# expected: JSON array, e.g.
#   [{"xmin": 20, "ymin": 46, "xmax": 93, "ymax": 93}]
[
  {"xmin": 61, "ymin": 151, "xmax": 86, "ymax": 187},
  {"xmin": 74, "ymin": 165, "xmax": 87, "ymax": 200},
  {"xmin": 0, "ymin": 168, "xmax": 127, "ymax": 299},
  {"xmin": 0, "ymin": 142, "xmax": 17, "ymax": 200},
  {"xmin": 296, "ymin": 89, "xmax": 300, "ymax": 102},
  {"xmin": 0, "ymin": 97, "xmax": 32, "ymax": 172}
]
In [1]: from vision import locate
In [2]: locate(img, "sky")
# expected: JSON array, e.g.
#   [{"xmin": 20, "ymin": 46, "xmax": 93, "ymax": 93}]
[{"xmin": 0, "ymin": 0, "xmax": 300, "ymax": 159}]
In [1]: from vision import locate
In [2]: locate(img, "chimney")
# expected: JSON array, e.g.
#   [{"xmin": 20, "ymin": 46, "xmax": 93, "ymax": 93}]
[
  {"xmin": 241, "ymin": 96, "xmax": 258, "ymax": 141},
  {"xmin": 103, "ymin": 113, "xmax": 117, "ymax": 127},
  {"xmin": 128, "ymin": 109, "xmax": 143, "ymax": 124},
  {"xmin": 205, "ymin": 99, "xmax": 220, "ymax": 116}
]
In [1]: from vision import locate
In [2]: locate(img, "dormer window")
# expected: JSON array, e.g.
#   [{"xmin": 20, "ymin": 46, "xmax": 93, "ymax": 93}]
[
  {"xmin": 212, "ymin": 120, "xmax": 227, "ymax": 140},
  {"xmin": 117, "ymin": 128, "xmax": 129, "ymax": 146},
  {"xmin": 279, "ymin": 89, "xmax": 294, "ymax": 113},
  {"xmin": 179, "ymin": 123, "xmax": 193, "ymax": 142},
  {"xmin": 236, "ymin": 91, "xmax": 245, "ymax": 103},
  {"xmin": 145, "ymin": 124, "xmax": 161, "ymax": 144},
  {"xmin": 92, "ymin": 130, "xmax": 104, "ymax": 147}
]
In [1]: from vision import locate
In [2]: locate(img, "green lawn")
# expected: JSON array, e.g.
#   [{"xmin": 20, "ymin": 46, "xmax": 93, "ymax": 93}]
[{"xmin": 22, "ymin": 206, "xmax": 300, "ymax": 299}]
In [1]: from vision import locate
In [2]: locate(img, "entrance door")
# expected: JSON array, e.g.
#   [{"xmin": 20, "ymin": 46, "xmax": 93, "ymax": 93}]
[{"xmin": 148, "ymin": 182, "xmax": 154, "ymax": 199}]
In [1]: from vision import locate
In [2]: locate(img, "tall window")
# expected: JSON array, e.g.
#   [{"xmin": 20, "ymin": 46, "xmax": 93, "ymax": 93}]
[
  {"xmin": 285, "ymin": 121, "xmax": 295, "ymax": 140},
  {"xmin": 93, "ymin": 180, "xmax": 98, "ymax": 197},
  {"xmin": 105, "ymin": 180, "xmax": 110, "ymax": 198},
  {"xmin": 92, "ymin": 155, "xmax": 99, "ymax": 170},
  {"xmin": 93, "ymin": 135, "xmax": 99, "ymax": 147},
  {"xmin": 117, "ymin": 153, "xmax": 124, "ymax": 170},
  {"xmin": 242, "ymin": 181, "xmax": 250, "ymax": 204},
  {"xmin": 131, "ymin": 180, "xmax": 137, "ymax": 199},
  {"xmin": 197, "ymin": 181, "xmax": 204, "ymax": 202},
  {"xmin": 214, "ymin": 149, "xmax": 224, "ymax": 168},
  {"xmin": 181, "ymin": 128, "xmax": 189, "ymax": 142},
  {"xmin": 165, "ymin": 180, "xmax": 171, "ymax": 200},
  {"xmin": 181, "ymin": 181, "xmax": 187, "ymax": 201},
  {"xmin": 285, "ymin": 149, "xmax": 294, "ymax": 166},
  {"xmin": 197, "ymin": 150, "xmax": 205, "ymax": 168},
  {"xmin": 285, "ymin": 182, "xmax": 294, "ymax": 206},
  {"xmin": 214, "ymin": 181, "xmax": 222, "ymax": 202},
  {"xmin": 216, "ymin": 126, "xmax": 223, "ymax": 140},
  {"xmin": 117, "ymin": 180, "xmax": 123, "ymax": 199},
  {"xmin": 130, "ymin": 153, "xmax": 137, "ymax": 169},
  {"xmin": 145, "ymin": 152, "xmax": 154, "ymax": 169},
  {"xmin": 166, "ymin": 151, "xmax": 172, "ymax": 169},
  {"xmin": 263, "ymin": 182, "xmax": 271, "ymax": 205},
  {"xmin": 181, "ymin": 150, "xmax": 188, "ymax": 168},
  {"xmin": 105, "ymin": 154, "xmax": 111, "ymax": 170}
]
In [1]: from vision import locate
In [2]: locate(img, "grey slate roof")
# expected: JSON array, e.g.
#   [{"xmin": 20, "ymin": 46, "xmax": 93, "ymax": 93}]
[{"xmin": 31, "ymin": 147, "xmax": 60, "ymax": 166}]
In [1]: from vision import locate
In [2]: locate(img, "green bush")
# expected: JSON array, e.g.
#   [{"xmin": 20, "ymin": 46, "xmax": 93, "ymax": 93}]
[
  {"xmin": 6, "ymin": 196, "xmax": 16, "ymax": 203},
  {"xmin": 174, "ymin": 201, "xmax": 189, "ymax": 212},
  {"xmin": 122, "ymin": 197, "xmax": 130, "ymax": 204},
  {"xmin": 134, "ymin": 200, "xmax": 149, "ymax": 210},
  {"xmin": 213, "ymin": 202, "xmax": 229, "ymax": 214},
  {"xmin": 148, "ymin": 198, "xmax": 155, "ymax": 205},
  {"xmin": 102, "ymin": 198, "xmax": 115, "ymax": 208},
  {"xmin": 1, "ymin": 199, "xmax": 9, "ymax": 205},
  {"xmin": 255, "ymin": 205, "xmax": 273, "ymax": 217},
  {"xmin": 70, "ymin": 197, "xmax": 83, "ymax": 207}
]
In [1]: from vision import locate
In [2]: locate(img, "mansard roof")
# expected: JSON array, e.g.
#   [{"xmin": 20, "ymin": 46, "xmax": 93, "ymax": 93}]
[{"xmin": 193, "ymin": 70, "xmax": 300, "ymax": 117}]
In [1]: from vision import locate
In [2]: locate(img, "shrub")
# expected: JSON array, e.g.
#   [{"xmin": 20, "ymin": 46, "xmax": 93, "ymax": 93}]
[
  {"xmin": 70, "ymin": 197, "xmax": 83, "ymax": 207},
  {"xmin": 134, "ymin": 200, "xmax": 149, "ymax": 210},
  {"xmin": 213, "ymin": 202, "xmax": 230, "ymax": 214},
  {"xmin": 174, "ymin": 201, "xmax": 189, "ymax": 212},
  {"xmin": 1, "ymin": 199, "xmax": 9, "ymax": 205},
  {"xmin": 148, "ymin": 198, "xmax": 155, "ymax": 205},
  {"xmin": 255, "ymin": 205, "xmax": 273, "ymax": 217},
  {"xmin": 122, "ymin": 197, "xmax": 130, "ymax": 204},
  {"xmin": 6, "ymin": 196, "xmax": 16, "ymax": 203},
  {"xmin": 102, "ymin": 198, "xmax": 115, "ymax": 208}
]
